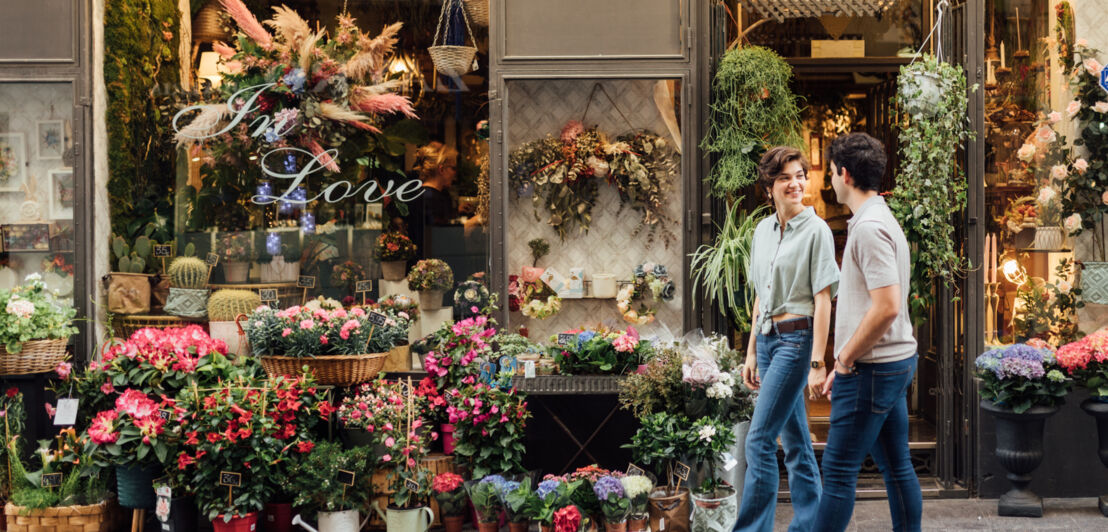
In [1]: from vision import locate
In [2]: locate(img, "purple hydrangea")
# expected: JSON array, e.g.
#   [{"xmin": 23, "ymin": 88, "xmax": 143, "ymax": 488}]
[
  {"xmin": 975, "ymin": 344, "xmax": 1050, "ymax": 380},
  {"xmin": 997, "ymin": 357, "xmax": 1046, "ymax": 380},
  {"xmin": 537, "ymin": 479, "xmax": 561, "ymax": 501},
  {"xmin": 593, "ymin": 475, "xmax": 625, "ymax": 500}
]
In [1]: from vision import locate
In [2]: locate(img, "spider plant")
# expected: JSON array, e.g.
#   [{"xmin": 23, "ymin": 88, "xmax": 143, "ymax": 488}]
[{"xmin": 690, "ymin": 200, "xmax": 768, "ymax": 332}]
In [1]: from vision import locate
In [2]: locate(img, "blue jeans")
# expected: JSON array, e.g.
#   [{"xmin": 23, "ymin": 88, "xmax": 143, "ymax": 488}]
[
  {"xmin": 735, "ymin": 328, "xmax": 821, "ymax": 532},
  {"xmin": 814, "ymin": 355, "xmax": 921, "ymax": 532}
]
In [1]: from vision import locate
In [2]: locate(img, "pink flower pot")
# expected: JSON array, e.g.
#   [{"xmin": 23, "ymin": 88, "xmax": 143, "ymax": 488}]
[
  {"xmin": 442, "ymin": 423, "xmax": 456, "ymax": 455},
  {"xmin": 211, "ymin": 513, "xmax": 257, "ymax": 532}
]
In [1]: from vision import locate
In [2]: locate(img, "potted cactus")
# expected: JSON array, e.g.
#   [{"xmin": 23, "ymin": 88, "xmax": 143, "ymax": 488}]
[
  {"xmin": 107, "ymin": 233, "xmax": 155, "ymax": 314},
  {"xmin": 258, "ymin": 232, "xmax": 302, "ymax": 283},
  {"xmin": 207, "ymin": 289, "xmax": 262, "ymax": 355},
  {"xmin": 165, "ymin": 246, "xmax": 211, "ymax": 318}
]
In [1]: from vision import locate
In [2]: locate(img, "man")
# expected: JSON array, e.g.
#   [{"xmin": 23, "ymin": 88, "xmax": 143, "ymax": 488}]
[{"xmin": 815, "ymin": 133, "xmax": 921, "ymax": 532}]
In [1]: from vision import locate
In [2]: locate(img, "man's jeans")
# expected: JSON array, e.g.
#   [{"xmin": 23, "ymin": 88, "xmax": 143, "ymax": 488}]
[
  {"xmin": 814, "ymin": 355, "xmax": 921, "ymax": 532},
  {"xmin": 735, "ymin": 328, "xmax": 821, "ymax": 532}
]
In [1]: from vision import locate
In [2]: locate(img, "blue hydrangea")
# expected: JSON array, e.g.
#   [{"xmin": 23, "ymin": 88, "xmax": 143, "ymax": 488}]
[
  {"xmin": 536, "ymin": 479, "xmax": 561, "ymax": 501},
  {"xmin": 499, "ymin": 480, "xmax": 521, "ymax": 498},
  {"xmin": 480, "ymin": 474, "xmax": 506, "ymax": 489},
  {"xmin": 593, "ymin": 475, "xmax": 625, "ymax": 500},
  {"xmin": 976, "ymin": 344, "xmax": 1050, "ymax": 380},
  {"xmin": 282, "ymin": 68, "xmax": 306, "ymax": 93},
  {"xmin": 577, "ymin": 330, "xmax": 596, "ymax": 347}
]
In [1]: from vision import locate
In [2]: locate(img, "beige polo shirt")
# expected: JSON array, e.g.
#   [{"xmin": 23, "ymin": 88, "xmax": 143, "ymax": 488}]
[{"xmin": 834, "ymin": 196, "xmax": 917, "ymax": 363}]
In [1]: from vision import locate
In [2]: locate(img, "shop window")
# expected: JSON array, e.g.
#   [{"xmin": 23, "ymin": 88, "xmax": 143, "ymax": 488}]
[
  {"xmin": 0, "ymin": 82, "xmax": 77, "ymax": 307},
  {"xmin": 503, "ymin": 78, "xmax": 685, "ymax": 340}
]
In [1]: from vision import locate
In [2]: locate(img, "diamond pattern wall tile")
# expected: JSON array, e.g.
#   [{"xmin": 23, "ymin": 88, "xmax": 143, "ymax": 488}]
[
  {"xmin": 505, "ymin": 79, "xmax": 685, "ymax": 341},
  {"xmin": 1074, "ymin": 6, "xmax": 1108, "ymax": 329}
]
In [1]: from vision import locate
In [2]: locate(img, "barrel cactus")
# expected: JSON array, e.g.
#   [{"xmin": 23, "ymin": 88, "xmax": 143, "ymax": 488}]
[
  {"xmin": 168, "ymin": 257, "xmax": 209, "ymax": 289},
  {"xmin": 207, "ymin": 289, "xmax": 262, "ymax": 322}
]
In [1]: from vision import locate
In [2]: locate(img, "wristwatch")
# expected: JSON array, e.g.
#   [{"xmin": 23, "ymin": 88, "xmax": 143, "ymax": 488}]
[{"xmin": 810, "ymin": 360, "xmax": 824, "ymax": 369}]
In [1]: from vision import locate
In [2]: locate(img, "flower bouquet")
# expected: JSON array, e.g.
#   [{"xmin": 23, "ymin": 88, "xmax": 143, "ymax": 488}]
[
  {"xmin": 454, "ymin": 279, "xmax": 493, "ymax": 319},
  {"xmin": 466, "ymin": 475, "xmax": 506, "ymax": 527},
  {"xmin": 1057, "ymin": 328, "xmax": 1108, "ymax": 399},
  {"xmin": 593, "ymin": 475, "xmax": 631, "ymax": 527},
  {"xmin": 217, "ymin": 233, "xmax": 255, "ymax": 283},
  {"xmin": 975, "ymin": 342, "xmax": 1071, "ymax": 413},
  {"xmin": 375, "ymin": 232, "xmax": 417, "ymax": 280},
  {"xmin": 620, "ymin": 476, "xmax": 653, "ymax": 524},
  {"xmin": 407, "ymin": 259, "xmax": 454, "ymax": 309},
  {"xmin": 0, "ymin": 275, "xmax": 77, "ymax": 375}
]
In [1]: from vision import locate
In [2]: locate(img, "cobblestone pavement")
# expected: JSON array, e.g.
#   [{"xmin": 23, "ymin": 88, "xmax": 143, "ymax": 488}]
[{"xmin": 773, "ymin": 497, "xmax": 1106, "ymax": 531}]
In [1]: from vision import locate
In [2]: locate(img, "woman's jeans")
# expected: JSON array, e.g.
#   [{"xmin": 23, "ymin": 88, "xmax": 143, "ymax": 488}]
[
  {"xmin": 814, "ymin": 355, "xmax": 921, "ymax": 532},
  {"xmin": 735, "ymin": 328, "xmax": 820, "ymax": 532}
]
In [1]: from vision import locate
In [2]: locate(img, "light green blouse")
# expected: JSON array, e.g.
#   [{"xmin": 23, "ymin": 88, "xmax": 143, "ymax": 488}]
[{"xmin": 748, "ymin": 207, "xmax": 839, "ymax": 335}]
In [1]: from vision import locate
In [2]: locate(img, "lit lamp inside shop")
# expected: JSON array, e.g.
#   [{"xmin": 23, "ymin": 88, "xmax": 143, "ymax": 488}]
[
  {"xmin": 196, "ymin": 51, "xmax": 223, "ymax": 88},
  {"xmin": 1001, "ymin": 256, "xmax": 1028, "ymax": 287}
]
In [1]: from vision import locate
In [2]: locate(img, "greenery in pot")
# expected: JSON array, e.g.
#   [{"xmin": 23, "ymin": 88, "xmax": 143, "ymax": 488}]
[
  {"xmin": 466, "ymin": 476, "xmax": 506, "ymax": 524},
  {"xmin": 448, "ymin": 383, "xmax": 530, "ymax": 478},
  {"xmin": 111, "ymin": 232, "xmax": 157, "ymax": 274},
  {"xmin": 431, "ymin": 472, "xmax": 467, "ymax": 516},
  {"xmin": 374, "ymin": 232, "xmax": 417, "ymax": 262},
  {"xmin": 406, "ymin": 259, "xmax": 454, "ymax": 292},
  {"xmin": 288, "ymin": 440, "xmax": 375, "ymax": 517},
  {"xmin": 701, "ymin": 46, "xmax": 803, "ymax": 197},
  {"xmin": 8, "ymin": 428, "xmax": 110, "ymax": 510},
  {"xmin": 1059, "ymin": 43, "xmax": 1108, "ymax": 262},
  {"xmin": 1012, "ymin": 259, "xmax": 1083, "ymax": 346},
  {"xmin": 534, "ymin": 477, "xmax": 578, "ymax": 526},
  {"xmin": 551, "ymin": 327, "xmax": 652, "ymax": 375},
  {"xmin": 499, "ymin": 479, "xmax": 536, "ymax": 524},
  {"xmin": 0, "ymin": 276, "xmax": 77, "ymax": 353},
  {"xmin": 888, "ymin": 53, "xmax": 977, "ymax": 324},
  {"xmin": 683, "ymin": 417, "xmax": 736, "ymax": 495},
  {"xmin": 1057, "ymin": 327, "xmax": 1108, "ymax": 399},
  {"xmin": 975, "ymin": 340, "xmax": 1071, "ymax": 413},
  {"xmin": 690, "ymin": 201, "xmax": 768, "ymax": 332},
  {"xmin": 623, "ymin": 412, "xmax": 690, "ymax": 482},
  {"xmin": 375, "ymin": 294, "xmax": 420, "ymax": 323}
]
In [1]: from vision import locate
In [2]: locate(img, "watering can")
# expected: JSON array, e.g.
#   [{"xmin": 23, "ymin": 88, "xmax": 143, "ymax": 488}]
[
  {"xmin": 371, "ymin": 500, "xmax": 435, "ymax": 532},
  {"xmin": 291, "ymin": 510, "xmax": 369, "ymax": 532}
]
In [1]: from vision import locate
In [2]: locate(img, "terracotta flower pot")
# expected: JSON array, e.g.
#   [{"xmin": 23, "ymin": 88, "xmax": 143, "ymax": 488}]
[
  {"xmin": 508, "ymin": 522, "xmax": 529, "ymax": 532},
  {"xmin": 628, "ymin": 516, "xmax": 647, "ymax": 532},
  {"xmin": 443, "ymin": 515, "xmax": 465, "ymax": 532},
  {"xmin": 477, "ymin": 522, "xmax": 499, "ymax": 532},
  {"xmin": 604, "ymin": 520, "xmax": 628, "ymax": 532}
]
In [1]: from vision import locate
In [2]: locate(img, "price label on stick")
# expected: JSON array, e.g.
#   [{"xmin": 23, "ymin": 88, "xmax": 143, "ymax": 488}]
[
  {"xmin": 674, "ymin": 462, "xmax": 691, "ymax": 482},
  {"xmin": 219, "ymin": 471, "xmax": 241, "ymax": 487},
  {"xmin": 337, "ymin": 470, "xmax": 355, "ymax": 486},
  {"xmin": 368, "ymin": 311, "xmax": 388, "ymax": 326},
  {"xmin": 153, "ymin": 245, "xmax": 172, "ymax": 257},
  {"xmin": 405, "ymin": 478, "xmax": 420, "ymax": 492},
  {"xmin": 259, "ymin": 288, "xmax": 278, "ymax": 303},
  {"xmin": 355, "ymin": 279, "xmax": 373, "ymax": 293},
  {"xmin": 557, "ymin": 333, "xmax": 576, "ymax": 347},
  {"xmin": 297, "ymin": 275, "xmax": 317, "ymax": 289},
  {"xmin": 41, "ymin": 473, "xmax": 62, "ymax": 488},
  {"xmin": 627, "ymin": 463, "xmax": 646, "ymax": 477},
  {"xmin": 205, "ymin": 253, "xmax": 220, "ymax": 267}
]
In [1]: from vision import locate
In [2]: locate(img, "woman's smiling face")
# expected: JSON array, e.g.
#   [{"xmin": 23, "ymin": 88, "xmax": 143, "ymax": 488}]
[{"xmin": 769, "ymin": 159, "xmax": 807, "ymax": 209}]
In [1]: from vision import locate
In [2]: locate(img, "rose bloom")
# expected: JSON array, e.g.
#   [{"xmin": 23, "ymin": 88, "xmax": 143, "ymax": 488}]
[
  {"xmin": 1034, "ymin": 125, "xmax": 1057, "ymax": 144},
  {"xmin": 1017, "ymin": 143, "xmax": 1037, "ymax": 162},
  {"xmin": 1102, "ymin": 189, "xmax": 1108, "ymax": 206},
  {"xmin": 1050, "ymin": 165, "xmax": 1067, "ymax": 181},
  {"xmin": 1058, "ymin": 280, "xmax": 1072, "ymax": 293},
  {"xmin": 1075, "ymin": 158, "xmax": 1089, "ymax": 173},
  {"xmin": 1048, "ymin": 111, "xmax": 1062, "ymax": 124},
  {"xmin": 1067, "ymin": 100, "xmax": 1082, "ymax": 118},
  {"xmin": 1064, "ymin": 213, "xmax": 1083, "ymax": 233},
  {"xmin": 1085, "ymin": 57, "xmax": 1103, "ymax": 76},
  {"xmin": 1095, "ymin": 101, "xmax": 1108, "ymax": 114}
]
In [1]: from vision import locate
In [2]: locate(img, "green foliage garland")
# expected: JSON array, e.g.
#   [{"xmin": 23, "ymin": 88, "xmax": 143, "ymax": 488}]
[
  {"xmin": 888, "ymin": 54, "xmax": 976, "ymax": 323},
  {"xmin": 701, "ymin": 46, "xmax": 803, "ymax": 197}
]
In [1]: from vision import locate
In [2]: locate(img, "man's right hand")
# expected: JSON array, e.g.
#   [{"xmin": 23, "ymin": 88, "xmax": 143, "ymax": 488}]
[{"xmin": 741, "ymin": 354, "xmax": 760, "ymax": 391}]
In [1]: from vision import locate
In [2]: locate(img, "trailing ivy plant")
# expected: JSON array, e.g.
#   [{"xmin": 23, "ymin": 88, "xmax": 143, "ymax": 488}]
[
  {"xmin": 701, "ymin": 46, "xmax": 803, "ymax": 197},
  {"xmin": 888, "ymin": 54, "xmax": 977, "ymax": 323}
]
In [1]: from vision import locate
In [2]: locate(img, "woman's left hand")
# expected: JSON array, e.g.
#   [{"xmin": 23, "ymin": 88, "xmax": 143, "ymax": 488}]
[{"xmin": 808, "ymin": 366, "xmax": 827, "ymax": 400}]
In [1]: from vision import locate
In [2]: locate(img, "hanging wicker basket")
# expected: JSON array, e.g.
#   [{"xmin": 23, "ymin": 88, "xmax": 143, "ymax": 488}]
[
  {"xmin": 260, "ymin": 353, "xmax": 388, "ymax": 387},
  {"xmin": 0, "ymin": 338, "xmax": 68, "ymax": 376},
  {"xmin": 4, "ymin": 501, "xmax": 111, "ymax": 532},
  {"xmin": 463, "ymin": 0, "xmax": 489, "ymax": 27},
  {"xmin": 429, "ymin": 0, "xmax": 478, "ymax": 77}
]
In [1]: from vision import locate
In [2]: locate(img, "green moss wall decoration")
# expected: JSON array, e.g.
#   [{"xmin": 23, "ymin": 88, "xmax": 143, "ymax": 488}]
[{"xmin": 104, "ymin": 0, "xmax": 181, "ymax": 236}]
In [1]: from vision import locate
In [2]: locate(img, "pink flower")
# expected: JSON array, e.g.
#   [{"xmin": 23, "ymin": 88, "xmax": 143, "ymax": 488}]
[
  {"xmin": 1075, "ymin": 158, "xmax": 1089, "ymax": 174},
  {"xmin": 382, "ymin": 454, "xmax": 392, "ymax": 462},
  {"xmin": 385, "ymin": 436, "xmax": 395, "ymax": 447},
  {"xmin": 101, "ymin": 382, "xmax": 115, "ymax": 395},
  {"xmin": 1034, "ymin": 125, "xmax": 1057, "ymax": 144},
  {"xmin": 88, "ymin": 410, "xmax": 119, "ymax": 444},
  {"xmin": 320, "ymin": 335, "xmax": 329, "ymax": 345},
  {"xmin": 1102, "ymin": 190, "xmax": 1108, "ymax": 206},
  {"xmin": 281, "ymin": 328, "xmax": 292, "ymax": 337},
  {"xmin": 1048, "ymin": 111, "xmax": 1062, "ymax": 124},
  {"xmin": 300, "ymin": 319, "xmax": 315, "ymax": 330},
  {"xmin": 1084, "ymin": 57, "xmax": 1103, "ymax": 76},
  {"xmin": 351, "ymin": 307, "xmax": 366, "ymax": 317},
  {"xmin": 1017, "ymin": 143, "xmax": 1036, "ymax": 162},
  {"xmin": 54, "ymin": 361, "xmax": 72, "ymax": 380},
  {"xmin": 45, "ymin": 403, "xmax": 56, "ymax": 418},
  {"xmin": 1067, "ymin": 100, "xmax": 1082, "ymax": 118},
  {"xmin": 1094, "ymin": 101, "xmax": 1108, "ymax": 114}
]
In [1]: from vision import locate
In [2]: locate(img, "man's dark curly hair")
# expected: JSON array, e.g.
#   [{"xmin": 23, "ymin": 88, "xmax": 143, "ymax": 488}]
[{"xmin": 827, "ymin": 133, "xmax": 887, "ymax": 192}]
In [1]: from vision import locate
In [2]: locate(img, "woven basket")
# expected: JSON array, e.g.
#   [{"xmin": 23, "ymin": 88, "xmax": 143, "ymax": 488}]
[
  {"xmin": 4, "ymin": 501, "xmax": 110, "ymax": 532},
  {"xmin": 260, "ymin": 353, "xmax": 387, "ymax": 387},
  {"xmin": 463, "ymin": 0, "xmax": 489, "ymax": 27},
  {"xmin": 0, "ymin": 338, "xmax": 68, "ymax": 376},
  {"xmin": 429, "ymin": 0, "xmax": 478, "ymax": 77},
  {"xmin": 112, "ymin": 315, "xmax": 206, "ymax": 340}
]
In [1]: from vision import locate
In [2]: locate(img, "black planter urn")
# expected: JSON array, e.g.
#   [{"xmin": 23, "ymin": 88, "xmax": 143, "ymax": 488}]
[
  {"xmin": 1080, "ymin": 398, "xmax": 1108, "ymax": 517},
  {"xmin": 981, "ymin": 399, "xmax": 1059, "ymax": 517}
]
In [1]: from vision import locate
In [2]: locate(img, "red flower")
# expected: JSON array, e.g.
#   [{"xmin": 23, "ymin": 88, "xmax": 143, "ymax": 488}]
[
  {"xmin": 5, "ymin": 387, "xmax": 17, "ymax": 398},
  {"xmin": 206, "ymin": 432, "xmax": 222, "ymax": 443},
  {"xmin": 554, "ymin": 505, "xmax": 582, "ymax": 532},
  {"xmin": 297, "ymin": 441, "xmax": 314, "ymax": 453},
  {"xmin": 432, "ymin": 472, "xmax": 464, "ymax": 493}
]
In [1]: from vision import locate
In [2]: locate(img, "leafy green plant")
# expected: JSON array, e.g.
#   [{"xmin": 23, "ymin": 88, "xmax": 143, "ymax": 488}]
[
  {"xmin": 622, "ymin": 412, "xmax": 690, "ymax": 481},
  {"xmin": 690, "ymin": 200, "xmax": 768, "ymax": 332},
  {"xmin": 701, "ymin": 46, "xmax": 803, "ymax": 196},
  {"xmin": 8, "ymin": 428, "xmax": 110, "ymax": 510},
  {"xmin": 888, "ymin": 54, "xmax": 977, "ymax": 324},
  {"xmin": 1012, "ymin": 258, "xmax": 1083, "ymax": 346},
  {"xmin": 683, "ymin": 417, "xmax": 736, "ymax": 494},
  {"xmin": 0, "ymin": 388, "xmax": 27, "ymax": 499},
  {"xmin": 528, "ymin": 238, "xmax": 550, "ymax": 266},
  {"xmin": 499, "ymin": 480, "xmax": 535, "ymax": 524},
  {"xmin": 465, "ymin": 477, "xmax": 505, "ymax": 524},
  {"xmin": 288, "ymin": 441, "xmax": 375, "ymax": 515},
  {"xmin": 0, "ymin": 277, "xmax": 78, "ymax": 353},
  {"xmin": 1060, "ymin": 43, "xmax": 1108, "ymax": 261}
]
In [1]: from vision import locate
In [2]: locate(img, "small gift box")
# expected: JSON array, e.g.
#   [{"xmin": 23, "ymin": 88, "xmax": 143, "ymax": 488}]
[{"xmin": 565, "ymin": 267, "xmax": 585, "ymax": 299}]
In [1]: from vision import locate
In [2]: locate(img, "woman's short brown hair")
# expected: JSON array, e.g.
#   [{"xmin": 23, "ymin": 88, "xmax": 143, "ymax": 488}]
[{"xmin": 757, "ymin": 146, "xmax": 810, "ymax": 194}]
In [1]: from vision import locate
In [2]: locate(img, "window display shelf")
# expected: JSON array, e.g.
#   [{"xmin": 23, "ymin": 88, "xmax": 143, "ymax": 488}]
[{"xmin": 513, "ymin": 375, "xmax": 624, "ymax": 395}]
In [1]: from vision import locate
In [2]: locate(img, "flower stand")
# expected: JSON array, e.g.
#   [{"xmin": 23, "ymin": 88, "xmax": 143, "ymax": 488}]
[
  {"xmin": 981, "ymin": 400, "xmax": 1058, "ymax": 517},
  {"xmin": 1080, "ymin": 398, "xmax": 1108, "ymax": 517}
]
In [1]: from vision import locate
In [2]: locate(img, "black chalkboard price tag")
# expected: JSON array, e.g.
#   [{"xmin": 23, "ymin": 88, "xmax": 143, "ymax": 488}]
[
  {"xmin": 337, "ymin": 470, "xmax": 355, "ymax": 486},
  {"xmin": 626, "ymin": 463, "xmax": 646, "ymax": 477},
  {"xmin": 158, "ymin": 409, "xmax": 172, "ymax": 421},
  {"xmin": 153, "ymin": 244, "xmax": 172, "ymax": 257},
  {"xmin": 405, "ymin": 478, "xmax": 420, "ymax": 492},
  {"xmin": 557, "ymin": 333, "xmax": 576, "ymax": 347},
  {"xmin": 258, "ymin": 288, "xmax": 278, "ymax": 303},
  {"xmin": 219, "ymin": 471, "xmax": 241, "ymax": 487},
  {"xmin": 41, "ymin": 472, "xmax": 62, "ymax": 488},
  {"xmin": 368, "ymin": 311, "xmax": 388, "ymax": 326},
  {"xmin": 355, "ymin": 279, "xmax": 373, "ymax": 293},
  {"xmin": 674, "ymin": 462, "xmax": 691, "ymax": 481},
  {"xmin": 205, "ymin": 253, "xmax": 220, "ymax": 266},
  {"xmin": 297, "ymin": 275, "xmax": 317, "ymax": 289}
]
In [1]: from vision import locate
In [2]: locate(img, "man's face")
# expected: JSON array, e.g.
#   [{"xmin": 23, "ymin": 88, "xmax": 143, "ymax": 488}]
[{"xmin": 830, "ymin": 161, "xmax": 848, "ymax": 203}]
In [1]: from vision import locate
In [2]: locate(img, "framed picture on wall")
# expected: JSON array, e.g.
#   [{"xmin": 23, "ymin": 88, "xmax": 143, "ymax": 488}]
[
  {"xmin": 809, "ymin": 134, "xmax": 823, "ymax": 170},
  {"xmin": 2, "ymin": 223, "xmax": 51, "ymax": 252},
  {"xmin": 36, "ymin": 120, "xmax": 64, "ymax": 160},
  {"xmin": 0, "ymin": 133, "xmax": 26, "ymax": 192},
  {"xmin": 48, "ymin": 168, "xmax": 74, "ymax": 220}
]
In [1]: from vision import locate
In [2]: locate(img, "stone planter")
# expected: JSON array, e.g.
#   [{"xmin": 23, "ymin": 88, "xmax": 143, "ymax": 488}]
[
  {"xmin": 981, "ymin": 399, "xmax": 1059, "ymax": 517},
  {"xmin": 419, "ymin": 289, "xmax": 445, "ymax": 310},
  {"xmin": 381, "ymin": 261, "xmax": 407, "ymax": 281},
  {"xmin": 1081, "ymin": 398, "xmax": 1108, "ymax": 517},
  {"xmin": 690, "ymin": 486, "xmax": 738, "ymax": 532},
  {"xmin": 1033, "ymin": 226, "xmax": 1064, "ymax": 250},
  {"xmin": 223, "ymin": 262, "xmax": 250, "ymax": 283}
]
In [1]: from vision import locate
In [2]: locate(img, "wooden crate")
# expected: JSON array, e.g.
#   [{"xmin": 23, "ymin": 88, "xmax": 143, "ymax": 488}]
[{"xmin": 368, "ymin": 453, "xmax": 456, "ymax": 529}]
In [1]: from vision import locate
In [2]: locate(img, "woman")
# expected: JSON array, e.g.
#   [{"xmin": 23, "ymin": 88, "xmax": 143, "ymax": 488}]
[
  {"xmin": 399, "ymin": 142, "xmax": 484, "ymax": 258},
  {"xmin": 735, "ymin": 146, "xmax": 839, "ymax": 532}
]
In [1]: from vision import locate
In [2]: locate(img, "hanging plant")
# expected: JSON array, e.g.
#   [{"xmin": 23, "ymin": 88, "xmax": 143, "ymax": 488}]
[
  {"xmin": 888, "ymin": 54, "xmax": 977, "ymax": 323},
  {"xmin": 700, "ymin": 46, "xmax": 803, "ymax": 197},
  {"xmin": 690, "ymin": 201, "xmax": 769, "ymax": 332},
  {"xmin": 608, "ymin": 131, "xmax": 680, "ymax": 248}
]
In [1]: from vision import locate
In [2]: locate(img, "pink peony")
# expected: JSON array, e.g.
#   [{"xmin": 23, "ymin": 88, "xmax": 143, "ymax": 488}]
[{"xmin": 682, "ymin": 358, "xmax": 722, "ymax": 386}]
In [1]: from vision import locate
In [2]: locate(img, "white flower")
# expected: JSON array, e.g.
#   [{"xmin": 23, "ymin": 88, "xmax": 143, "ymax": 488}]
[
  {"xmin": 718, "ymin": 372, "xmax": 735, "ymax": 387},
  {"xmin": 6, "ymin": 298, "xmax": 34, "ymax": 319},
  {"xmin": 1064, "ymin": 213, "xmax": 1082, "ymax": 233},
  {"xmin": 1050, "ymin": 165, "xmax": 1068, "ymax": 181},
  {"xmin": 1048, "ymin": 111, "xmax": 1063, "ymax": 124},
  {"xmin": 697, "ymin": 424, "xmax": 717, "ymax": 442},
  {"xmin": 1075, "ymin": 158, "xmax": 1089, "ymax": 173},
  {"xmin": 1007, "ymin": 220, "xmax": 1023, "ymax": 234},
  {"xmin": 1094, "ymin": 101, "xmax": 1108, "ymax": 114},
  {"xmin": 1067, "ymin": 100, "xmax": 1082, "ymax": 118},
  {"xmin": 706, "ymin": 381, "xmax": 733, "ymax": 399},
  {"xmin": 1058, "ymin": 280, "xmax": 1072, "ymax": 293},
  {"xmin": 24, "ymin": 273, "xmax": 42, "ymax": 282},
  {"xmin": 1034, "ymin": 125, "xmax": 1057, "ymax": 144},
  {"xmin": 1017, "ymin": 143, "xmax": 1037, "ymax": 162},
  {"xmin": 1038, "ymin": 186, "xmax": 1058, "ymax": 205}
]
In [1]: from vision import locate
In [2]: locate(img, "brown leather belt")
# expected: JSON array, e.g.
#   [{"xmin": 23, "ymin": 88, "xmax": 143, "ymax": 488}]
[{"xmin": 768, "ymin": 317, "xmax": 812, "ymax": 335}]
